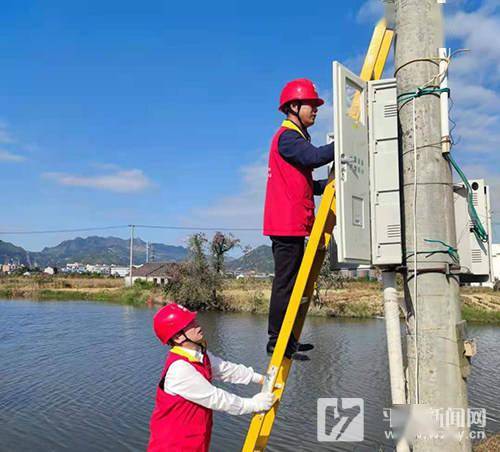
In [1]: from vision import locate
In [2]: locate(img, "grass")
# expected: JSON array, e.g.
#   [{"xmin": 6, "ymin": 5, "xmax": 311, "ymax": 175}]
[
  {"xmin": 474, "ymin": 433, "xmax": 500, "ymax": 451},
  {"xmin": 461, "ymin": 304, "xmax": 500, "ymax": 324},
  {"xmin": 36, "ymin": 286, "xmax": 164, "ymax": 306},
  {"xmin": 0, "ymin": 275, "xmax": 163, "ymax": 307},
  {"xmin": 1, "ymin": 275, "xmax": 500, "ymax": 324}
]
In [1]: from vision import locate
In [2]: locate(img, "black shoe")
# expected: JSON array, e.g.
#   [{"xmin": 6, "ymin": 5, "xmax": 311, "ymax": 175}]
[
  {"xmin": 266, "ymin": 342, "xmax": 276, "ymax": 355},
  {"xmin": 266, "ymin": 342, "xmax": 310, "ymax": 361},
  {"xmin": 296, "ymin": 342, "xmax": 314, "ymax": 352},
  {"xmin": 288, "ymin": 352, "xmax": 310, "ymax": 361}
]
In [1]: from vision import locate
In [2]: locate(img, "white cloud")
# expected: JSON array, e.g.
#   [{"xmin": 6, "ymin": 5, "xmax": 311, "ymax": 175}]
[
  {"xmin": 0, "ymin": 121, "xmax": 34, "ymax": 161},
  {"xmin": 0, "ymin": 122, "xmax": 15, "ymax": 144},
  {"xmin": 444, "ymin": 3, "xmax": 500, "ymax": 165},
  {"xmin": 182, "ymin": 156, "xmax": 268, "ymax": 247},
  {"xmin": 0, "ymin": 149, "xmax": 26, "ymax": 162},
  {"xmin": 193, "ymin": 157, "xmax": 267, "ymax": 222},
  {"xmin": 91, "ymin": 162, "xmax": 122, "ymax": 171},
  {"xmin": 356, "ymin": 0, "xmax": 384, "ymax": 24},
  {"xmin": 42, "ymin": 169, "xmax": 153, "ymax": 193}
]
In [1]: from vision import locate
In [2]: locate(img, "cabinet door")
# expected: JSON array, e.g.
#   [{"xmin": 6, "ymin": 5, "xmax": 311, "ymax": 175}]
[{"xmin": 332, "ymin": 61, "xmax": 371, "ymax": 264}]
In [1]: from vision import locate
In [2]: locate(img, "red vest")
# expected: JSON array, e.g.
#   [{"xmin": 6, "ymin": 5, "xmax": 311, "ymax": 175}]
[
  {"xmin": 263, "ymin": 120, "xmax": 315, "ymax": 236},
  {"xmin": 148, "ymin": 348, "xmax": 213, "ymax": 452}
]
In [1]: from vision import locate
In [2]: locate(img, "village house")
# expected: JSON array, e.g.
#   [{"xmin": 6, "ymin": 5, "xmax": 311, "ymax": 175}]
[
  {"xmin": 1, "ymin": 263, "xmax": 20, "ymax": 274},
  {"xmin": 111, "ymin": 265, "xmax": 130, "ymax": 278},
  {"xmin": 43, "ymin": 266, "xmax": 58, "ymax": 275},
  {"xmin": 128, "ymin": 262, "xmax": 176, "ymax": 287}
]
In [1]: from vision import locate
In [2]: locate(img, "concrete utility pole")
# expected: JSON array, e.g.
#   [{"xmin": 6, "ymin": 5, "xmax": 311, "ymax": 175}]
[
  {"xmin": 146, "ymin": 241, "xmax": 150, "ymax": 264},
  {"xmin": 395, "ymin": 1, "xmax": 470, "ymax": 450},
  {"xmin": 129, "ymin": 224, "xmax": 135, "ymax": 286}
]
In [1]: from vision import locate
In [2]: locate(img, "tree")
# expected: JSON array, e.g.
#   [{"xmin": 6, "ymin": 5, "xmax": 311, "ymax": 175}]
[
  {"xmin": 188, "ymin": 233, "xmax": 210, "ymax": 274},
  {"xmin": 210, "ymin": 232, "xmax": 240, "ymax": 274},
  {"xmin": 314, "ymin": 251, "xmax": 345, "ymax": 307},
  {"xmin": 186, "ymin": 233, "xmax": 219, "ymax": 307},
  {"xmin": 163, "ymin": 232, "xmax": 241, "ymax": 310}
]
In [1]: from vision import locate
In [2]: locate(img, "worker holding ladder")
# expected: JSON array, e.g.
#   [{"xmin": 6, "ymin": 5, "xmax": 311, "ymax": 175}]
[
  {"xmin": 263, "ymin": 78, "xmax": 334, "ymax": 360},
  {"xmin": 147, "ymin": 303, "xmax": 275, "ymax": 452}
]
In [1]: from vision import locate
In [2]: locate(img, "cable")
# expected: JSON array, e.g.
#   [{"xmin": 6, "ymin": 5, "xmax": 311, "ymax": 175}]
[
  {"xmin": 394, "ymin": 57, "xmax": 439, "ymax": 77},
  {"xmin": 0, "ymin": 224, "xmax": 262, "ymax": 235},
  {"xmin": 444, "ymin": 153, "xmax": 489, "ymax": 243},
  {"xmin": 422, "ymin": 239, "xmax": 459, "ymax": 263},
  {"xmin": 394, "ymin": 49, "xmax": 469, "ymax": 88},
  {"xmin": 0, "ymin": 225, "xmax": 129, "ymax": 235},
  {"xmin": 397, "ymin": 86, "xmax": 450, "ymax": 112},
  {"xmin": 133, "ymin": 224, "xmax": 261, "ymax": 232},
  {"xmin": 412, "ymin": 97, "xmax": 420, "ymax": 405}
]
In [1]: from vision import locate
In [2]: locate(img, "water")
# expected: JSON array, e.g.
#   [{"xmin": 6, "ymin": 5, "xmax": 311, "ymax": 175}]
[{"xmin": 1, "ymin": 300, "xmax": 498, "ymax": 451}]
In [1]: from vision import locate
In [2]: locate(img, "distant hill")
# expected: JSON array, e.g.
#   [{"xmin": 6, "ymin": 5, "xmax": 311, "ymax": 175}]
[
  {"xmin": 0, "ymin": 240, "xmax": 29, "ymax": 266},
  {"xmin": 227, "ymin": 245, "xmax": 273, "ymax": 273},
  {"xmin": 32, "ymin": 236, "xmax": 189, "ymax": 267},
  {"xmin": 1, "ymin": 236, "xmax": 271, "ymax": 271},
  {"xmin": 1, "ymin": 236, "xmax": 188, "ymax": 268}
]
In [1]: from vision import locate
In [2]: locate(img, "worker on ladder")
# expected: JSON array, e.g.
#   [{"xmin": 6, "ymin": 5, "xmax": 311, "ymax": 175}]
[
  {"xmin": 148, "ymin": 303, "xmax": 275, "ymax": 452},
  {"xmin": 263, "ymin": 78, "xmax": 334, "ymax": 360}
]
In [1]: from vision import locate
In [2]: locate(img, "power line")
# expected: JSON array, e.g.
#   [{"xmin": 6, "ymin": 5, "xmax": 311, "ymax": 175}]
[
  {"xmin": 0, "ymin": 223, "xmax": 262, "ymax": 235},
  {"xmin": 0, "ymin": 225, "xmax": 129, "ymax": 235},
  {"xmin": 133, "ymin": 224, "xmax": 261, "ymax": 232}
]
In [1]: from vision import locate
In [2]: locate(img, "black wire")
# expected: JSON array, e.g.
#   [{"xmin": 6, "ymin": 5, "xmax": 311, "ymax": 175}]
[
  {"xmin": 134, "ymin": 224, "xmax": 261, "ymax": 231},
  {"xmin": 0, "ymin": 224, "xmax": 261, "ymax": 235},
  {"xmin": 0, "ymin": 225, "xmax": 129, "ymax": 235}
]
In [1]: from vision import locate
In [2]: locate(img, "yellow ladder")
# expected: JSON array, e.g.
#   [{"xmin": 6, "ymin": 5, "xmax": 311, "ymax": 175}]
[{"xmin": 241, "ymin": 19, "xmax": 394, "ymax": 452}]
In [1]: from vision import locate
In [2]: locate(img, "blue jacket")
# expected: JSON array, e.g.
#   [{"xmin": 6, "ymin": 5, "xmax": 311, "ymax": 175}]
[{"xmin": 277, "ymin": 129, "xmax": 334, "ymax": 195}]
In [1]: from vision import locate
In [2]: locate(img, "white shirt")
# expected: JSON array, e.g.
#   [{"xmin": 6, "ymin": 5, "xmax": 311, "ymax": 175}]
[{"xmin": 163, "ymin": 347, "xmax": 263, "ymax": 416}]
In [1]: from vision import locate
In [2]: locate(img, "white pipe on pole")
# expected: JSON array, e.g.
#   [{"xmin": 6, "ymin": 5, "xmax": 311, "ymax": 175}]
[
  {"xmin": 439, "ymin": 47, "xmax": 451, "ymax": 154},
  {"xmin": 383, "ymin": 272, "xmax": 406, "ymax": 403},
  {"xmin": 382, "ymin": 271, "xmax": 410, "ymax": 452}
]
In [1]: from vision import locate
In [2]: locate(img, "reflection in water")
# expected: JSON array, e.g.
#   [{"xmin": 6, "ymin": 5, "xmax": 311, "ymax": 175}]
[{"xmin": 0, "ymin": 301, "xmax": 498, "ymax": 451}]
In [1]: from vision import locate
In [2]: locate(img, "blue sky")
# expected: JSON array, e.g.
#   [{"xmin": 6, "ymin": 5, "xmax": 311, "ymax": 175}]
[{"xmin": 0, "ymin": 0, "xmax": 498, "ymax": 252}]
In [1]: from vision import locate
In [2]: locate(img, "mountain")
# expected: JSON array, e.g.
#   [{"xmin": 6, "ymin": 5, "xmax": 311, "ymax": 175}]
[
  {"xmin": 227, "ymin": 245, "xmax": 273, "ymax": 273},
  {"xmin": 0, "ymin": 240, "xmax": 29, "ymax": 266},
  {"xmin": 1, "ymin": 236, "xmax": 270, "ymax": 271},
  {"xmin": 0, "ymin": 236, "xmax": 188, "ymax": 268},
  {"xmin": 30, "ymin": 236, "xmax": 188, "ymax": 267}
]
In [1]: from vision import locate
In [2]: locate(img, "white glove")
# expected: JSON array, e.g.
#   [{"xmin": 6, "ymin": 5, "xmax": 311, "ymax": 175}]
[{"xmin": 251, "ymin": 392, "xmax": 275, "ymax": 413}]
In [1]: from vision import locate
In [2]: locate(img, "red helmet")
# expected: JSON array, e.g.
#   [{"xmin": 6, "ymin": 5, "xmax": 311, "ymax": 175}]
[
  {"xmin": 153, "ymin": 303, "xmax": 197, "ymax": 345},
  {"xmin": 279, "ymin": 78, "xmax": 324, "ymax": 112}
]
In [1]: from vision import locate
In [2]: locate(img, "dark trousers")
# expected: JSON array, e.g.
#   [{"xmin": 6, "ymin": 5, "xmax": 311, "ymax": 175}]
[{"xmin": 268, "ymin": 236, "xmax": 305, "ymax": 345}]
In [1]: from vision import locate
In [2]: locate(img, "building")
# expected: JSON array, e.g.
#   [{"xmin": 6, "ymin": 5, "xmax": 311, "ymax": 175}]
[
  {"xmin": 85, "ymin": 264, "xmax": 111, "ymax": 275},
  {"xmin": 128, "ymin": 262, "xmax": 176, "ymax": 287},
  {"xmin": 43, "ymin": 266, "xmax": 57, "ymax": 275},
  {"xmin": 1, "ymin": 263, "xmax": 19, "ymax": 274},
  {"xmin": 110, "ymin": 266, "xmax": 130, "ymax": 278}
]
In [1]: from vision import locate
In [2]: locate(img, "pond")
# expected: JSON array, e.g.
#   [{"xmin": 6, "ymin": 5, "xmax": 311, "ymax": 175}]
[{"xmin": 1, "ymin": 300, "xmax": 498, "ymax": 451}]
